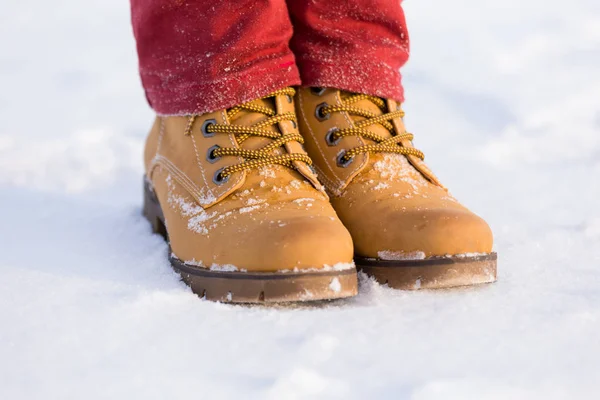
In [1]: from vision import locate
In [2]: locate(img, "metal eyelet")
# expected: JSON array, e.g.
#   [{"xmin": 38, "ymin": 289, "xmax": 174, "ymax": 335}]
[
  {"xmin": 310, "ymin": 87, "xmax": 326, "ymax": 96},
  {"xmin": 336, "ymin": 151, "xmax": 354, "ymax": 168},
  {"xmin": 201, "ymin": 119, "xmax": 217, "ymax": 137},
  {"xmin": 206, "ymin": 145, "xmax": 221, "ymax": 163},
  {"xmin": 286, "ymin": 94, "xmax": 293, "ymax": 103},
  {"xmin": 325, "ymin": 127, "xmax": 341, "ymax": 146},
  {"xmin": 213, "ymin": 168, "xmax": 230, "ymax": 185},
  {"xmin": 315, "ymin": 102, "xmax": 330, "ymax": 121},
  {"xmin": 291, "ymin": 120, "xmax": 297, "ymax": 129}
]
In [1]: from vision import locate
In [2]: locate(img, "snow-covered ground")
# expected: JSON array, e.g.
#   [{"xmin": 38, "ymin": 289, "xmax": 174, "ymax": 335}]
[{"xmin": 1, "ymin": 0, "xmax": 600, "ymax": 398}]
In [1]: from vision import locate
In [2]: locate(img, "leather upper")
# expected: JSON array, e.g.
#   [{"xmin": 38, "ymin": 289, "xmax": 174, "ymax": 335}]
[
  {"xmin": 295, "ymin": 87, "xmax": 494, "ymax": 259},
  {"xmin": 144, "ymin": 93, "xmax": 354, "ymax": 272}
]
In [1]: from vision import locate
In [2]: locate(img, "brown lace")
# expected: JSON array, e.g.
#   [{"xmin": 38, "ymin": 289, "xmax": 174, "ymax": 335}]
[
  {"xmin": 184, "ymin": 88, "xmax": 312, "ymax": 179},
  {"xmin": 321, "ymin": 93, "xmax": 425, "ymax": 163}
]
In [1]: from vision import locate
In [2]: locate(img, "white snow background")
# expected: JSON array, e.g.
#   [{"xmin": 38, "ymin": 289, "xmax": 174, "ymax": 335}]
[{"xmin": 1, "ymin": 0, "xmax": 600, "ymax": 398}]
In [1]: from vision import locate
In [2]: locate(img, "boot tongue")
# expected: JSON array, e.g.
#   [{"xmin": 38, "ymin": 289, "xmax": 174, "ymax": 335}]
[
  {"xmin": 227, "ymin": 97, "xmax": 284, "ymax": 156},
  {"xmin": 340, "ymin": 91, "xmax": 394, "ymax": 143}
]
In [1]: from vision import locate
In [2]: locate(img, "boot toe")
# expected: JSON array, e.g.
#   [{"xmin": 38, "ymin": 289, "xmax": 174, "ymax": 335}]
[
  {"xmin": 349, "ymin": 204, "xmax": 493, "ymax": 259},
  {"xmin": 212, "ymin": 214, "xmax": 355, "ymax": 272}
]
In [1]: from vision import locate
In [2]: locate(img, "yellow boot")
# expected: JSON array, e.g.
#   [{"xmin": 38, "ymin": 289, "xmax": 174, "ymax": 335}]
[
  {"xmin": 295, "ymin": 87, "xmax": 497, "ymax": 289},
  {"xmin": 143, "ymin": 88, "xmax": 357, "ymax": 302}
]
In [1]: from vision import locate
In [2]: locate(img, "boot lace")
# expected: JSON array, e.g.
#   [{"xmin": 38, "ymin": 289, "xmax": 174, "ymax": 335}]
[
  {"xmin": 319, "ymin": 93, "xmax": 425, "ymax": 164},
  {"xmin": 184, "ymin": 88, "xmax": 312, "ymax": 180}
]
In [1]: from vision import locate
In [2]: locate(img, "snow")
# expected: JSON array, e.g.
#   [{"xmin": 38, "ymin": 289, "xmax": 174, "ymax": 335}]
[
  {"xmin": 211, "ymin": 265, "xmax": 239, "ymax": 273},
  {"xmin": 278, "ymin": 262, "xmax": 356, "ymax": 274},
  {"xmin": 238, "ymin": 204, "xmax": 262, "ymax": 214},
  {"xmin": 413, "ymin": 278, "xmax": 422, "ymax": 289},
  {"xmin": 378, "ymin": 250, "xmax": 427, "ymax": 261},
  {"xmin": 450, "ymin": 252, "xmax": 491, "ymax": 259},
  {"xmin": 373, "ymin": 154, "xmax": 427, "ymax": 191},
  {"xmin": 373, "ymin": 182, "xmax": 390, "ymax": 190},
  {"xmin": 293, "ymin": 198, "xmax": 316, "ymax": 207},
  {"xmin": 166, "ymin": 174, "xmax": 218, "ymax": 235},
  {"xmin": 329, "ymin": 277, "xmax": 342, "ymax": 293},
  {"xmin": 323, "ymin": 262, "xmax": 356, "ymax": 272},
  {"xmin": 1, "ymin": 0, "xmax": 600, "ymax": 398},
  {"xmin": 181, "ymin": 258, "xmax": 242, "ymax": 273}
]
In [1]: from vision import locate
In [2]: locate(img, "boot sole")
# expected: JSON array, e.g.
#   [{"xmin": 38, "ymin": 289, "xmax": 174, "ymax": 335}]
[
  {"xmin": 142, "ymin": 178, "xmax": 358, "ymax": 303},
  {"xmin": 355, "ymin": 253, "xmax": 497, "ymax": 290}
]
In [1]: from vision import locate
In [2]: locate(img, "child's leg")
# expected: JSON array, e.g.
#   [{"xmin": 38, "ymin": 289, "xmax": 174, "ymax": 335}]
[
  {"xmin": 287, "ymin": 0, "xmax": 410, "ymax": 102},
  {"xmin": 130, "ymin": 0, "xmax": 301, "ymax": 115}
]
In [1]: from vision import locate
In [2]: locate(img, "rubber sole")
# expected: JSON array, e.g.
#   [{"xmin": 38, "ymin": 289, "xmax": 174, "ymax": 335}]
[
  {"xmin": 142, "ymin": 178, "xmax": 358, "ymax": 303},
  {"xmin": 355, "ymin": 253, "xmax": 497, "ymax": 290}
]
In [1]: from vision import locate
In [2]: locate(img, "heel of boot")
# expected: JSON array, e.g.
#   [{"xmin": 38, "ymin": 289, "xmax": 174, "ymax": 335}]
[{"xmin": 142, "ymin": 176, "xmax": 168, "ymax": 239}]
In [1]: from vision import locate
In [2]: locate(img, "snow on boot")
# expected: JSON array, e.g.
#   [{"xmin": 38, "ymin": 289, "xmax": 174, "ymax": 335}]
[
  {"xmin": 143, "ymin": 88, "xmax": 357, "ymax": 302},
  {"xmin": 295, "ymin": 87, "xmax": 497, "ymax": 289}
]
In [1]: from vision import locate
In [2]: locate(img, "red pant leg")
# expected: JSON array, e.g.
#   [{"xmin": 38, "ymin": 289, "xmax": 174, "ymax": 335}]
[
  {"xmin": 287, "ymin": 0, "xmax": 410, "ymax": 102},
  {"xmin": 130, "ymin": 0, "xmax": 301, "ymax": 115}
]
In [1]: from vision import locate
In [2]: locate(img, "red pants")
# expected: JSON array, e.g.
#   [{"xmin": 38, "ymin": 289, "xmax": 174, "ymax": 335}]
[{"xmin": 130, "ymin": 0, "xmax": 409, "ymax": 115}]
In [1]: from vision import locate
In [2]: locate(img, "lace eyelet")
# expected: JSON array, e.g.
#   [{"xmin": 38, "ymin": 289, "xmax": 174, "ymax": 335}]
[
  {"xmin": 201, "ymin": 119, "xmax": 217, "ymax": 137},
  {"xmin": 206, "ymin": 145, "xmax": 221, "ymax": 163},
  {"xmin": 310, "ymin": 87, "xmax": 326, "ymax": 96},
  {"xmin": 336, "ymin": 151, "xmax": 354, "ymax": 168},
  {"xmin": 315, "ymin": 102, "xmax": 330, "ymax": 121},
  {"xmin": 325, "ymin": 127, "xmax": 341, "ymax": 146},
  {"xmin": 213, "ymin": 168, "xmax": 230, "ymax": 185},
  {"xmin": 286, "ymin": 94, "xmax": 293, "ymax": 103}
]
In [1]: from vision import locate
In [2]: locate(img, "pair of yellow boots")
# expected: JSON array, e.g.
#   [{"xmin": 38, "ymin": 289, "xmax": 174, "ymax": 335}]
[{"xmin": 143, "ymin": 87, "xmax": 497, "ymax": 303}]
